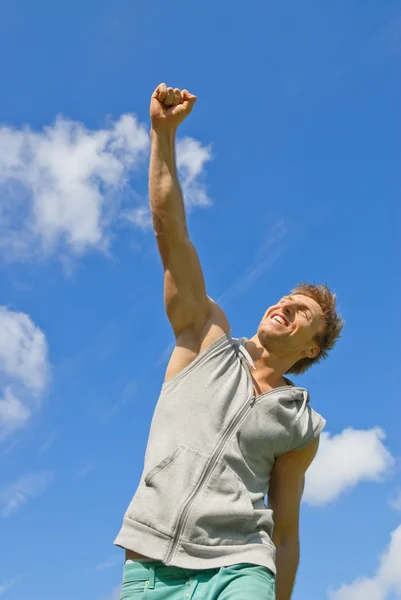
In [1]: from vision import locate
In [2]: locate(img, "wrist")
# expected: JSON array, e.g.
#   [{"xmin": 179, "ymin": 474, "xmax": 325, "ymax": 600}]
[{"xmin": 150, "ymin": 125, "xmax": 177, "ymax": 142}]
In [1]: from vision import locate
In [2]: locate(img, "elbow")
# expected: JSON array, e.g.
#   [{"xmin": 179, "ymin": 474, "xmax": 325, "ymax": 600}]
[
  {"xmin": 274, "ymin": 536, "xmax": 300, "ymax": 571},
  {"xmin": 153, "ymin": 212, "xmax": 187, "ymax": 245},
  {"xmin": 273, "ymin": 530, "xmax": 300, "ymax": 555}
]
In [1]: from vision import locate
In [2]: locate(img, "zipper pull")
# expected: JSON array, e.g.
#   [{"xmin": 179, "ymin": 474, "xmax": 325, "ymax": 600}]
[{"xmin": 250, "ymin": 396, "xmax": 256, "ymax": 407}]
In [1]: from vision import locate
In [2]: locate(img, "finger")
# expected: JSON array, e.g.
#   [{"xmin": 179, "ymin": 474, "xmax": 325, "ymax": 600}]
[
  {"xmin": 152, "ymin": 82, "xmax": 167, "ymax": 101},
  {"xmin": 164, "ymin": 87, "xmax": 175, "ymax": 107},
  {"xmin": 181, "ymin": 89, "xmax": 197, "ymax": 109},
  {"xmin": 182, "ymin": 89, "xmax": 197, "ymax": 102},
  {"xmin": 172, "ymin": 88, "xmax": 182, "ymax": 106}
]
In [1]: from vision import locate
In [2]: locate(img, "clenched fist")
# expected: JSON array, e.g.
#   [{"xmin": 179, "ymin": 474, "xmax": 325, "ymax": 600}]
[{"xmin": 150, "ymin": 83, "xmax": 197, "ymax": 131}]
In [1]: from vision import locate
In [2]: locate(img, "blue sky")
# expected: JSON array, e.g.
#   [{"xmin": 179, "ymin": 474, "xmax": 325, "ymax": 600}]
[{"xmin": 0, "ymin": 1, "xmax": 400, "ymax": 599}]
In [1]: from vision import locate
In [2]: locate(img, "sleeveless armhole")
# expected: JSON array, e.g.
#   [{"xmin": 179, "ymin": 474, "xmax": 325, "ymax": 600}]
[
  {"xmin": 161, "ymin": 329, "xmax": 233, "ymax": 390},
  {"xmin": 288, "ymin": 405, "xmax": 327, "ymax": 452}
]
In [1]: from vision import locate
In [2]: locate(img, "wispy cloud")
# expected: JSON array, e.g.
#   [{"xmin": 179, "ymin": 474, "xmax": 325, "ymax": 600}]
[
  {"xmin": 390, "ymin": 489, "xmax": 401, "ymax": 512},
  {"xmin": 329, "ymin": 524, "xmax": 401, "ymax": 600},
  {"xmin": 123, "ymin": 205, "xmax": 153, "ymax": 231},
  {"xmin": 0, "ymin": 574, "xmax": 24, "ymax": 597},
  {"xmin": 102, "ymin": 585, "xmax": 121, "ymax": 600},
  {"xmin": 0, "ymin": 307, "xmax": 50, "ymax": 439},
  {"xmin": 155, "ymin": 340, "xmax": 175, "ymax": 369},
  {"xmin": 0, "ymin": 471, "xmax": 53, "ymax": 517},
  {"xmin": 90, "ymin": 556, "xmax": 121, "ymax": 573},
  {"xmin": 217, "ymin": 219, "xmax": 287, "ymax": 307},
  {"xmin": 0, "ymin": 583, "xmax": 11, "ymax": 597},
  {"xmin": 304, "ymin": 428, "xmax": 395, "ymax": 506},
  {"xmin": 77, "ymin": 463, "xmax": 95, "ymax": 479},
  {"xmin": 38, "ymin": 431, "xmax": 58, "ymax": 454},
  {"xmin": 124, "ymin": 135, "xmax": 212, "ymax": 231},
  {"xmin": 0, "ymin": 114, "xmax": 149, "ymax": 261}
]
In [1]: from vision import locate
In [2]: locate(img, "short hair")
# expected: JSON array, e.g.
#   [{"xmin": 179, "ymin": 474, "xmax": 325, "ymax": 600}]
[{"xmin": 286, "ymin": 282, "xmax": 344, "ymax": 375}]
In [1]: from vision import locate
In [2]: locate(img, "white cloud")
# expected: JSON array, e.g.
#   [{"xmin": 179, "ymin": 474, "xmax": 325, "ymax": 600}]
[
  {"xmin": 176, "ymin": 137, "xmax": 212, "ymax": 207},
  {"xmin": 0, "ymin": 115, "xmax": 213, "ymax": 252},
  {"xmin": 304, "ymin": 428, "xmax": 395, "ymax": 506},
  {"xmin": 0, "ymin": 114, "xmax": 149, "ymax": 259},
  {"xmin": 329, "ymin": 524, "xmax": 401, "ymax": 600},
  {"xmin": 0, "ymin": 388, "xmax": 30, "ymax": 434},
  {"xmin": 0, "ymin": 307, "xmax": 49, "ymax": 439},
  {"xmin": 125, "ymin": 136, "xmax": 213, "ymax": 231},
  {"xmin": 0, "ymin": 307, "xmax": 48, "ymax": 390},
  {"xmin": 0, "ymin": 471, "xmax": 53, "ymax": 517},
  {"xmin": 123, "ymin": 206, "xmax": 153, "ymax": 231}
]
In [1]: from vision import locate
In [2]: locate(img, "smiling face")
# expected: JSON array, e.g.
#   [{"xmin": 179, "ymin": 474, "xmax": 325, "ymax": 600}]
[{"xmin": 257, "ymin": 294, "xmax": 325, "ymax": 361}]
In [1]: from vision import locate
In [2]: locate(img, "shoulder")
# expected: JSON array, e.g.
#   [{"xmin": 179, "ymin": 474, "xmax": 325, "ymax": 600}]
[
  {"xmin": 164, "ymin": 297, "xmax": 230, "ymax": 383},
  {"xmin": 288, "ymin": 396, "xmax": 327, "ymax": 452}
]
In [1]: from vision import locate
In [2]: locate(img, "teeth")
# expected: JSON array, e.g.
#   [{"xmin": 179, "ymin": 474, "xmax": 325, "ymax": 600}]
[{"xmin": 272, "ymin": 315, "xmax": 286, "ymax": 326}]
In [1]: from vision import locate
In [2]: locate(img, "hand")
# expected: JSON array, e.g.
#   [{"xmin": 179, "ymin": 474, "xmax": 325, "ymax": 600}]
[{"xmin": 150, "ymin": 83, "xmax": 197, "ymax": 131}]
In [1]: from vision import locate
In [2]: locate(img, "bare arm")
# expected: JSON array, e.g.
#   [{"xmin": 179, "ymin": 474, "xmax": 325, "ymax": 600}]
[
  {"xmin": 268, "ymin": 437, "xmax": 320, "ymax": 600},
  {"xmin": 149, "ymin": 126, "xmax": 209, "ymax": 335},
  {"xmin": 149, "ymin": 84, "xmax": 229, "ymax": 379}
]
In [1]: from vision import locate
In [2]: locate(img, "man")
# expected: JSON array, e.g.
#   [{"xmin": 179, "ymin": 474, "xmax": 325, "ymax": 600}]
[{"xmin": 114, "ymin": 84, "xmax": 344, "ymax": 599}]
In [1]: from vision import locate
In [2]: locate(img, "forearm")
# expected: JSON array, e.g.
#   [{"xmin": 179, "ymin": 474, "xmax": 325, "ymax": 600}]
[
  {"xmin": 149, "ymin": 127, "xmax": 188, "ymax": 240},
  {"xmin": 274, "ymin": 539, "xmax": 300, "ymax": 600}
]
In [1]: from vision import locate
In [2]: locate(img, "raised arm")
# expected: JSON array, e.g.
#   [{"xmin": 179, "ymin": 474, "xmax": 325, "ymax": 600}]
[{"xmin": 149, "ymin": 84, "xmax": 229, "ymax": 379}]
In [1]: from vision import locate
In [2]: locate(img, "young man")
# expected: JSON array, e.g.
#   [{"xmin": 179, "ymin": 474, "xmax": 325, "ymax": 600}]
[{"xmin": 114, "ymin": 84, "xmax": 344, "ymax": 600}]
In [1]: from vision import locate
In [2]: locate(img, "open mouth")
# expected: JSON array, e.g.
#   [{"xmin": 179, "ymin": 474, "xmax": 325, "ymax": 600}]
[{"xmin": 270, "ymin": 313, "xmax": 289, "ymax": 326}]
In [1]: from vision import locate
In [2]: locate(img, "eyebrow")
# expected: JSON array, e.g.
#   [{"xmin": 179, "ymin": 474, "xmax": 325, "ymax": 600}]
[{"xmin": 283, "ymin": 296, "xmax": 312, "ymax": 314}]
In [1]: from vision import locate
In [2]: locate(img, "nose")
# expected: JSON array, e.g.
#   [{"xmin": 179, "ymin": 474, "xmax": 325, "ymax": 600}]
[{"xmin": 281, "ymin": 302, "xmax": 295, "ymax": 318}]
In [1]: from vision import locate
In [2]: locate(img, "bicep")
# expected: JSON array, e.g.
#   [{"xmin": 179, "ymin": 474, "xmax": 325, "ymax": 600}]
[
  {"xmin": 161, "ymin": 235, "xmax": 209, "ymax": 336},
  {"xmin": 268, "ymin": 469, "xmax": 304, "ymax": 545},
  {"xmin": 158, "ymin": 235, "xmax": 229, "ymax": 350}
]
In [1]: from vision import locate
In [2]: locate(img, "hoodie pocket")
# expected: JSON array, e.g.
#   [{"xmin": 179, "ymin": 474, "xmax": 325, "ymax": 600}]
[
  {"xmin": 183, "ymin": 460, "xmax": 255, "ymax": 546},
  {"xmin": 127, "ymin": 445, "xmax": 209, "ymax": 538},
  {"xmin": 144, "ymin": 446, "xmax": 184, "ymax": 486}
]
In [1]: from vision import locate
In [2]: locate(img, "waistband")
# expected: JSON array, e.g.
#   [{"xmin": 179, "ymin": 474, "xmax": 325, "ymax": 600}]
[{"xmin": 123, "ymin": 560, "xmax": 220, "ymax": 587}]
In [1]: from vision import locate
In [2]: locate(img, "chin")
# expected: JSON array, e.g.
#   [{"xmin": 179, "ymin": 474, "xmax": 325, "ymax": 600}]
[
  {"xmin": 257, "ymin": 328, "xmax": 277, "ymax": 349},
  {"xmin": 257, "ymin": 326, "xmax": 290, "ymax": 354}
]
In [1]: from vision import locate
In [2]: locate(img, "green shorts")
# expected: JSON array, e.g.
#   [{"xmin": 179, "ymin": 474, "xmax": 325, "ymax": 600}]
[{"xmin": 120, "ymin": 560, "xmax": 276, "ymax": 599}]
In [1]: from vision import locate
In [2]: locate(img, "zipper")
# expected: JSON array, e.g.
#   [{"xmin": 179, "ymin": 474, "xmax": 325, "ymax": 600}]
[
  {"xmin": 164, "ymin": 392, "xmax": 255, "ymax": 564},
  {"xmin": 164, "ymin": 380, "xmax": 292, "ymax": 565}
]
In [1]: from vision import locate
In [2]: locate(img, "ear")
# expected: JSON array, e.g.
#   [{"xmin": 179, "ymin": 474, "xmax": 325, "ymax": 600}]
[{"xmin": 305, "ymin": 342, "xmax": 320, "ymax": 359}]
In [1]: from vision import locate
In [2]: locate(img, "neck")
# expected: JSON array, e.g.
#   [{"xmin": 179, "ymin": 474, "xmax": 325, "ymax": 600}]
[{"xmin": 246, "ymin": 334, "xmax": 298, "ymax": 391}]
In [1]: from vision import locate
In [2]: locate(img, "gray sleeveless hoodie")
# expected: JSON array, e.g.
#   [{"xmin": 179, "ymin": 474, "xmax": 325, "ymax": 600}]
[{"xmin": 114, "ymin": 331, "xmax": 326, "ymax": 574}]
